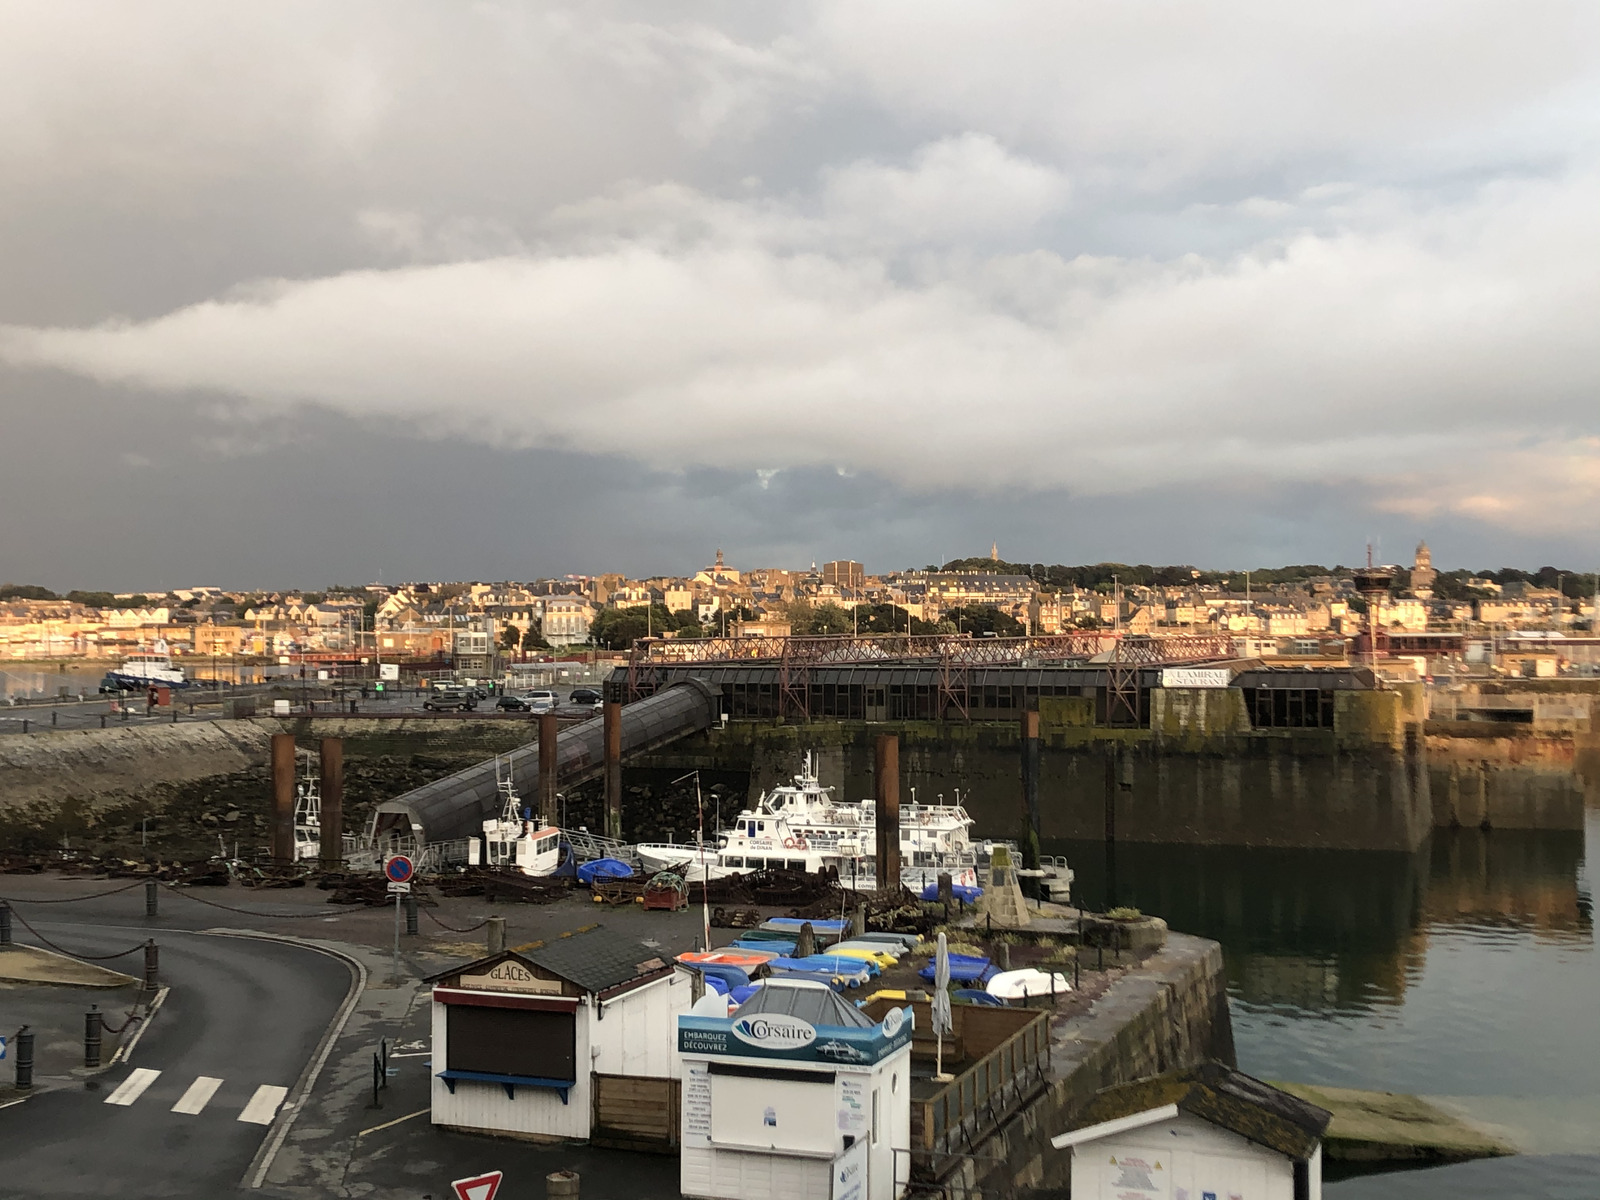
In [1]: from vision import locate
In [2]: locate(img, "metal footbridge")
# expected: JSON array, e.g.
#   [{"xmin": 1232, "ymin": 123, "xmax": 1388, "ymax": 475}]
[{"xmin": 363, "ymin": 679, "xmax": 718, "ymax": 869}]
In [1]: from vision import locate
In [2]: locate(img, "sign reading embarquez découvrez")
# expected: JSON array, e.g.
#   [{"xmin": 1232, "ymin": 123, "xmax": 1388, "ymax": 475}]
[{"xmin": 1160, "ymin": 668, "xmax": 1232, "ymax": 689}]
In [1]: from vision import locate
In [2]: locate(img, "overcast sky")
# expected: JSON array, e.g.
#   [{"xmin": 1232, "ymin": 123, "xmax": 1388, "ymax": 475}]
[{"xmin": 2, "ymin": 2, "xmax": 1598, "ymax": 591}]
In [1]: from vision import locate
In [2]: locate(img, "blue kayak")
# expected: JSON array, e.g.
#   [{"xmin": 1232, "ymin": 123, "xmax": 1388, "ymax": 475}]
[
  {"xmin": 954, "ymin": 988, "xmax": 1004, "ymax": 1006},
  {"xmin": 787, "ymin": 953, "xmax": 881, "ymax": 977},
  {"xmin": 917, "ymin": 953, "xmax": 993, "ymax": 983},
  {"xmin": 690, "ymin": 963, "xmax": 752, "ymax": 990}
]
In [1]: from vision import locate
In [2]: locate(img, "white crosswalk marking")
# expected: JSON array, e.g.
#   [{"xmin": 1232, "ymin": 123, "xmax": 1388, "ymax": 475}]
[
  {"xmin": 237, "ymin": 1084, "xmax": 288, "ymax": 1125},
  {"xmin": 104, "ymin": 1068, "xmax": 162, "ymax": 1106},
  {"xmin": 171, "ymin": 1075, "xmax": 224, "ymax": 1115}
]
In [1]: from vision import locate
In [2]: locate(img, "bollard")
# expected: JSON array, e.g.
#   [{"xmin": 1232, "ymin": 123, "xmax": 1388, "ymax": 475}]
[
  {"xmin": 145, "ymin": 878, "xmax": 159, "ymax": 918},
  {"xmin": 0, "ymin": 901, "xmax": 11, "ymax": 946},
  {"xmin": 405, "ymin": 893, "xmax": 419, "ymax": 936},
  {"xmin": 547, "ymin": 1170, "xmax": 580, "ymax": 1200},
  {"xmin": 100, "ymin": 714, "xmax": 107, "ymax": 729},
  {"xmin": 15, "ymin": 1026, "xmax": 34, "ymax": 1088},
  {"xmin": 121, "ymin": 706, "xmax": 128, "ymax": 721},
  {"xmin": 52, "ymin": 709, "xmax": 57, "ymax": 726},
  {"xmin": 794, "ymin": 922, "xmax": 817, "ymax": 959},
  {"xmin": 486, "ymin": 916, "xmax": 506, "ymax": 956},
  {"xmin": 999, "ymin": 942, "xmax": 1012, "ymax": 970},
  {"xmin": 84, "ymin": 1006, "xmax": 102, "ymax": 1069},
  {"xmin": 21, "ymin": 719, "xmax": 27, "ymax": 734},
  {"xmin": 171, "ymin": 707, "xmax": 178, "ymax": 724},
  {"xmin": 854, "ymin": 902, "xmax": 868, "ymax": 940},
  {"xmin": 143, "ymin": 939, "xmax": 159, "ymax": 990}
]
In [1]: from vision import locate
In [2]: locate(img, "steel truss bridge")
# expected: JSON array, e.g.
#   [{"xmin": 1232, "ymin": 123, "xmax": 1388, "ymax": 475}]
[{"xmin": 625, "ymin": 632, "xmax": 1236, "ymax": 724}]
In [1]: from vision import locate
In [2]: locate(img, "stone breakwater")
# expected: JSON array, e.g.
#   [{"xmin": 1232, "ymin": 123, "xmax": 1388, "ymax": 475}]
[{"xmin": 945, "ymin": 931, "xmax": 1234, "ymax": 1195}]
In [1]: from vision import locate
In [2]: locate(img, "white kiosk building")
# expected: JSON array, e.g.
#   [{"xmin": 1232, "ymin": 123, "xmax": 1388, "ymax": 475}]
[
  {"xmin": 426, "ymin": 927, "xmax": 696, "ymax": 1144},
  {"xmin": 679, "ymin": 981, "xmax": 914, "ymax": 1200},
  {"xmin": 1052, "ymin": 1064, "xmax": 1332, "ymax": 1200}
]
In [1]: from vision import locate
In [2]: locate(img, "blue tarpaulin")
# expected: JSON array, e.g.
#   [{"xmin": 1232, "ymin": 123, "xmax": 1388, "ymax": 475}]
[
  {"xmin": 919, "ymin": 882, "xmax": 983, "ymax": 903},
  {"xmin": 576, "ymin": 858, "xmax": 634, "ymax": 884}
]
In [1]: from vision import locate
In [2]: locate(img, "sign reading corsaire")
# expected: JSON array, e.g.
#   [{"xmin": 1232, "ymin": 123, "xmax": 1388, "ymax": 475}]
[
  {"xmin": 1160, "ymin": 668, "xmax": 1232, "ymax": 689},
  {"xmin": 731, "ymin": 1014, "xmax": 817, "ymax": 1050},
  {"xmin": 451, "ymin": 1171, "xmax": 503, "ymax": 1200}
]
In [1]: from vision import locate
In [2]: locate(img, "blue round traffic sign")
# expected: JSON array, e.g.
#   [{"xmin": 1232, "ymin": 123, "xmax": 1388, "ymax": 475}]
[{"xmin": 384, "ymin": 855, "xmax": 414, "ymax": 883}]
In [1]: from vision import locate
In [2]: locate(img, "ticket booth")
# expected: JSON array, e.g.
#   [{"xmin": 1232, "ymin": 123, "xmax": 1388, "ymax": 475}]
[
  {"xmin": 679, "ymin": 980, "xmax": 913, "ymax": 1200},
  {"xmin": 426, "ymin": 927, "xmax": 696, "ymax": 1143}
]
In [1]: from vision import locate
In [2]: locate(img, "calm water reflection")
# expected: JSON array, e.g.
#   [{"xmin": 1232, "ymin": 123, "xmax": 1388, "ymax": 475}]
[{"xmin": 1035, "ymin": 810, "xmax": 1600, "ymax": 1196}]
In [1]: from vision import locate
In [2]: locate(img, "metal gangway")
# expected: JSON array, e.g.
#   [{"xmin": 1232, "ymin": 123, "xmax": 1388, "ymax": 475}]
[{"xmin": 563, "ymin": 827, "xmax": 635, "ymax": 865}]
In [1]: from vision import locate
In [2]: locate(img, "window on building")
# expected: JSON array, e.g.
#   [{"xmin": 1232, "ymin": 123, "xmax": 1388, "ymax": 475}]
[{"xmin": 1243, "ymin": 687, "xmax": 1335, "ymax": 729}]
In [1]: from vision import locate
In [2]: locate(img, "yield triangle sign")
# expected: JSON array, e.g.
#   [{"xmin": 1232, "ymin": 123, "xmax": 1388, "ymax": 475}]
[{"xmin": 451, "ymin": 1171, "xmax": 503, "ymax": 1200}]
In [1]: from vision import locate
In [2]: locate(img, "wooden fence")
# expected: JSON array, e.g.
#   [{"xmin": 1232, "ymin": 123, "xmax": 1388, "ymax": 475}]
[{"xmin": 590, "ymin": 1072, "xmax": 681, "ymax": 1152}]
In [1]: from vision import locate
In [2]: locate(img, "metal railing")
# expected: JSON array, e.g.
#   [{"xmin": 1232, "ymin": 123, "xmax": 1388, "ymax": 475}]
[{"xmin": 915, "ymin": 1010, "xmax": 1052, "ymax": 1179}]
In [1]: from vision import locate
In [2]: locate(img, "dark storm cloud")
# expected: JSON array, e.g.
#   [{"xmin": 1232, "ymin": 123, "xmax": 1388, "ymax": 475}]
[{"xmin": 2, "ymin": 2, "xmax": 1599, "ymax": 582}]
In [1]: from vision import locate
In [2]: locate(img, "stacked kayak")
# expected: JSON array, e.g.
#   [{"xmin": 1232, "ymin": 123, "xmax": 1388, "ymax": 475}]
[
  {"xmin": 678, "ymin": 949, "xmax": 775, "ymax": 971},
  {"xmin": 729, "ymin": 936, "xmax": 794, "ymax": 956},
  {"xmin": 850, "ymin": 932, "xmax": 922, "ymax": 951},
  {"xmin": 761, "ymin": 917, "xmax": 848, "ymax": 947},
  {"xmin": 824, "ymin": 942, "xmax": 900, "ymax": 969},
  {"xmin": 766, "ymin": 955, "xmax": 872, "ymax": 988}
]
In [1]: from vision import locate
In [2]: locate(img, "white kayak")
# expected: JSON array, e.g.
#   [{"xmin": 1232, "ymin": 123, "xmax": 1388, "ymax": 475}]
[{"xmin": 985, "ymin": 967, "xmax": 1072, "ymax": 1000}]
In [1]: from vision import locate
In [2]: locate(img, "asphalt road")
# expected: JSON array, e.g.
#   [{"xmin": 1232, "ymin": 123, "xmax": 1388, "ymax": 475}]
[
  {"xmin": 0, "ymin": 921, "xmax": 352, "ymax": 1199},
  {"xmin": 0, "ymin": 686, "xmax": 601, "ymax": 734}
]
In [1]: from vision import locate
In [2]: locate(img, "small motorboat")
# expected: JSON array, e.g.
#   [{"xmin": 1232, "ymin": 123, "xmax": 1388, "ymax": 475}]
[{"xmin": 985, "ymin": 967, "xmax": 1072, "ymax": 1001}]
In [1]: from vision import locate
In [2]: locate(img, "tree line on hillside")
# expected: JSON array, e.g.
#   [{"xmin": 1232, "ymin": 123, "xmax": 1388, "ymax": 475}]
[{"xmin": 933, "ymin": 559, "xmax": 1600, "ymax": 599}]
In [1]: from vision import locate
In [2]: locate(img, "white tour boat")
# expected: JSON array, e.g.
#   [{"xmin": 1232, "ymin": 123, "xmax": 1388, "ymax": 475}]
[
  {"xmin": 102, "ymin": 640, "xmax": 188, "ymax": 691},
  {"xmin": 635, "ymin": 752, "xmax": 990, "ymax": 892}
]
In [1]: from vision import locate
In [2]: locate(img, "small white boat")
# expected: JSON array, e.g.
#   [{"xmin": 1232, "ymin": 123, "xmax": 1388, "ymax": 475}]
[{"xmin": 985, "ymin": 968, "xmax": 1072, "ymax": 1001}]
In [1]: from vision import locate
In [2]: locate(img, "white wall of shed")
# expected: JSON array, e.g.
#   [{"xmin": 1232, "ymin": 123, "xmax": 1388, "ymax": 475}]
[
  {"xmin": 592, "ymin": 968, "xmax": 694, "ymax": 1080},
  {"xmin": 1067, "ymin": 1111, "xmax": 1302, "ymax": 1200}
]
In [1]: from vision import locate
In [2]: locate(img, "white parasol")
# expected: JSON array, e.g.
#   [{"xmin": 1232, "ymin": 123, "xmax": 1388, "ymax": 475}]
[{"xmin": 932, "ymin": 931, "xmax": 953, "ymax": 1081}]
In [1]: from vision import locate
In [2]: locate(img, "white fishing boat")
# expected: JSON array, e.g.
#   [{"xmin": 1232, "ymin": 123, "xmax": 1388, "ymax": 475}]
[
  {"xmin": 101, "ymin": 640, "xmax": 188, "ymax": 691},
  {"xmin": 476, "ymin": 758, "xmax": 564, "ymax": 876},
  {"xmin": 293, "ymin": 750, "xmax": 322, "ymax": 862}
]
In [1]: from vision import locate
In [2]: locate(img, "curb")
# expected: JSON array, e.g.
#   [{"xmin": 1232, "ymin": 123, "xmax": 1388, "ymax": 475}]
[{"xmin": 210, "ymin": 929, "xmax": 370, "ymax": 1190}]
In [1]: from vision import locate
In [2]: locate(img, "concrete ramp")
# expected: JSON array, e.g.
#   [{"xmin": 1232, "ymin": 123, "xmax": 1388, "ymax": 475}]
[{"xmin": 369, "ymin": 679, "xmax": 718, "ymax": 851}]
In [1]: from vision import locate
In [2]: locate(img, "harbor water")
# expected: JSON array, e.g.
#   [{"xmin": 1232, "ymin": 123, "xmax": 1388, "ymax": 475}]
[{"xmin": 1041, "ymin": 808, "xmax": 1599, "ymax": 1198}]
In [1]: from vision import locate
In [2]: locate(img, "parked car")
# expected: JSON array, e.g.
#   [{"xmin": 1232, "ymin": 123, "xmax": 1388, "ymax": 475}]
[
  {"xmin": 424, "ymin": 687, "xmax": 477, "ymax": 712},
  {"xmin": 568, "ymin": 687, "xmax": 603, "ymax": 709},
  {"xmin": 497, "ymin": 689, "xmax": 557, "ymax": 712}
]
